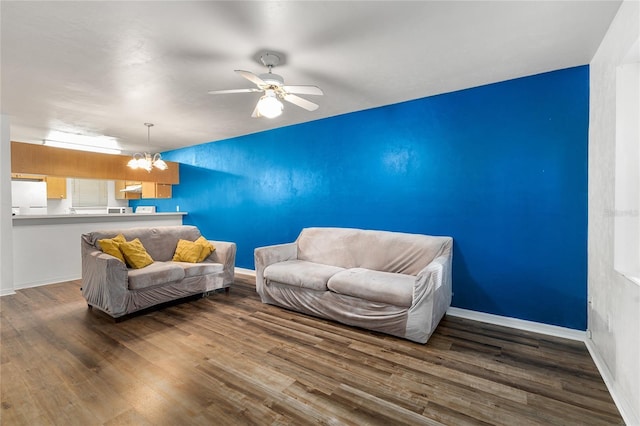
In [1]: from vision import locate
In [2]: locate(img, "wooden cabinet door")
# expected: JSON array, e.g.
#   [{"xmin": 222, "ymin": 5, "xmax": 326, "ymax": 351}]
[
  {"xmin": 156, "ymin": 184, "xmax": 172, "ymax": 199},
  {"xmin": 46, "ymin": 177, "xmax": 67, "ymax": 199},
  {"xmin": 141, "ymin": 182, "xmax": 172, "ymax": 199},
  {"xmin": 141, "ymin": 182, "xmax": 156, "ymax": 198}
]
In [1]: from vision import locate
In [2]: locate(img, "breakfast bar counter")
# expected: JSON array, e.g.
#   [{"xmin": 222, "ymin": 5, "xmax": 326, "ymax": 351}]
[{"xmin": 13, "ymin": 212, "xmax": 186, "ymax": 226}]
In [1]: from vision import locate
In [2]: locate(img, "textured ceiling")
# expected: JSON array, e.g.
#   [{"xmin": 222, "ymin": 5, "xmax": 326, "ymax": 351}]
[{"xmin": 1, "ymin": 1, "xmax": 622, "ymax": 154}]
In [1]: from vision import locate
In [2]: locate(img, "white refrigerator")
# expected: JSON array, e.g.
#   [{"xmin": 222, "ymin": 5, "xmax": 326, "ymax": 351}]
[{"xmin": 11, "ymin": 181, "xmax": 48, "ymax": 215}]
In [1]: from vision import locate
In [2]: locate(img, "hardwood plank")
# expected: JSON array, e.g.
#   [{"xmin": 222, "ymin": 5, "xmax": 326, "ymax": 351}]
[
  {"xmin": 0, "ymin": 277, "xmax": 624, "ymax": 425},
  {"xmin": 333, "ymin": 384, "xmax": 445, "ymax": 426}
]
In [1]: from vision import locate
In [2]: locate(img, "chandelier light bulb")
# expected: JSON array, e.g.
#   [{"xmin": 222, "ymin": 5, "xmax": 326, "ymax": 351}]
[{"xmin": 152, "ymin": 153, "xmax": 168, "ymax": 170}]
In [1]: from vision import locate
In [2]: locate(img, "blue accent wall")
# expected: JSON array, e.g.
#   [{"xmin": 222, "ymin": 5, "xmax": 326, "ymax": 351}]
[{"xmin": 131, "ymin": 66, "xmax": 589, "ymax": 330}]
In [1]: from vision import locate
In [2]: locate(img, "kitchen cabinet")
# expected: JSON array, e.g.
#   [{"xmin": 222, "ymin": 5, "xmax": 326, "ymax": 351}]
[
  {"xmin": 142, "ymin": 182, "xmax": 172, "ymax": 199},
  {"xmin": 115, "ymin": 181, "xmax": 141, "ymax": 200},
  {"xmin": 46, "ymin": 176, "xmax": 67, "ymax": 199},
  {"xmin": 115, "ymin": 181, "xmax": 172, "ymax": 199},
  {"xmin": 12, "ymin": 141, "xmax": 179, "ymax": 184}
]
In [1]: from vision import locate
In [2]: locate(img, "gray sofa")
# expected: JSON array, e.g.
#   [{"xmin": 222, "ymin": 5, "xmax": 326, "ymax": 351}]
[
  {"xmin": 81, "ymin": 225, "xmax": 236, "ymax": 319},
  {"xmin": 255, "ymin": 227, "xmax": 453, "ymax": 344}
]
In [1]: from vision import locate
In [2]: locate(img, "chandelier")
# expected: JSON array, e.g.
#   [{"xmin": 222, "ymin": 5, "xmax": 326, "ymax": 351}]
[{"xmin": 127, "ymin": 123, "xmax": 168, "ymax": 172}]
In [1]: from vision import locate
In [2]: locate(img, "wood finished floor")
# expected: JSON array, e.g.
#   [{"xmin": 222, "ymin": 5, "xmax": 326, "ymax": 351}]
[{"xmin": 1, "ymin": 275, "xmax": 623, "ymax": 425}]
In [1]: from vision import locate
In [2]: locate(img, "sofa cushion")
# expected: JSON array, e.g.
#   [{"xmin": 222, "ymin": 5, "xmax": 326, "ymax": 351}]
[
  {"xmin": 97, "ymin": 234, "xmax": 126, "ymax": 263},
  {"xmin": 173, "ymin": 239, "xmax": 204, "ymax": 263},
  {"xmin": 177, "ymin": 262, "xmax": 224, "ymax": 278},
  {"xmin": 120, "ymin": 238, "xmax": 154, "ymax": 269},
  {"xmin": 127, "ymin": 261, "xmax": 185, "ymax": 290},
  {"xmin": 327, "ymin": 268, "xmax": 415, "ymax": 307},
  {"xmin": 195, "ymin": 236, "xmax": 216, "ymax": 262},
  {"xmin": 264, "ymin": 260, "xmax": 345, "ymax": 291}
]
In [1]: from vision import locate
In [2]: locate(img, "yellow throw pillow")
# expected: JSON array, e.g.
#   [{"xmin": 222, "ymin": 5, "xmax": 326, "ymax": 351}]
[
  {"xmin": 172, "ymin": 239, "xmax": 203, "ymax": 263},
  {"xmin": 119, "ymin": 238, "xmax": 154, "ymax": 269},
  {"xmin": 97, "ymin": 234, "xmax": 126, "ymax": 263},
  {"xmin": 195, "ymin": 236, "xmax": 215, "ymax": 262}
]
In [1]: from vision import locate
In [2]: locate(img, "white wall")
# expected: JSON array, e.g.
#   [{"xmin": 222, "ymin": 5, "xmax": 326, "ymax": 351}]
[
  {"xmin": 614, "ymin": 58, "xmax": 640, "ymax": 281},
  {"xmin": 588, "ymin": 1, "xmax": 640, "ymax": 424},
  {"xmin": 0, "ymin": 115, "xmax": 15, "ymax": 296}
]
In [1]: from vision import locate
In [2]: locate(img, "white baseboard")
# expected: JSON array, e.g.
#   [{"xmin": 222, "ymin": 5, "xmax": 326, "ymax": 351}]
[
  {"xmin": 0, "ymin": 288, "xmax": 16, "ymax": 297},
  {"xmin": 1, "ymin": 274, "xmax": 81, "ymax": 296},
  {"xmin": 446, "ymin": 307, "xmax": 587, "ymax": 341},
  {"xmin": 234, "ymin": 267, "xmax": 256, "ymax": 279},
  {"xmin": 13, "ymin": 274, "xmax": 81, "ymax": 291},
  {"xmin": 585, "ymin": 339, "xmax": 639, "ymax": 426}
]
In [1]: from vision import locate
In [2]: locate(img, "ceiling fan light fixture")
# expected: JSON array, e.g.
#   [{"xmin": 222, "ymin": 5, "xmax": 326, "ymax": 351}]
[
  {"xmin": 256, "ymin": 90, "xmax": 283, "ymax": 118},
  {"xmin": 208, "ymin": 53, "xmax": 322, "ymax": 117}
]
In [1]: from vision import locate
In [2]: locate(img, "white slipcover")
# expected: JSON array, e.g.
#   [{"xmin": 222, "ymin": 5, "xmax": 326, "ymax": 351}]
[{"xmin": 255, "ymin": 227, "xmax": 453, "ymax": 344}]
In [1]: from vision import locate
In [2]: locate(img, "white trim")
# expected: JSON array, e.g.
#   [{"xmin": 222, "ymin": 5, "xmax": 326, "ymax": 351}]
[
  {"xmin": 446, "ymin": 307, "xmax": 586, "ymax": 341},
  {"xmin": 586, "ymin": 339, "xmax": 639, "ymax": 426},
  {"xmin": 234, "ymin": 267, "xmax": 256, "ymax": 280},
  {"xmin": 12, "ymin": 274, "xmax": 81, "ymax": 290},
  {"xmin": 0, "ymin": 289, "xmax": 16, "ymax": 297}
]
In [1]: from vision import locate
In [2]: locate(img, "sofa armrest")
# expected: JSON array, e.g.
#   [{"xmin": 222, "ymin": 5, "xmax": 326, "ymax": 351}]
[
  {"xmin": 405, "ymin": 253, "xmax": 453, "ymax": 343},
  {"xmin": 206, "ymin": 240, "xmax": 237, "ymax": 287},
  {"xmin": 254, "ymin": 242, "xmax": 298, "ymax": 300},
  {"xmin": 414, "ymin": 254, "xmax": 451, "ymax": 300},
  {"xmin": 81, "ymin": 249, "xmax": 129, "ymax": 317}
]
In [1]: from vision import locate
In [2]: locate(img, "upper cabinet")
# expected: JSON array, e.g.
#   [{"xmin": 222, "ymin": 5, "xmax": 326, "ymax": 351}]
[
  {"xmin": 45, "ymin": 176, "xmax": 67, "ymax": 199},
  {"xmin": 11, "ymin": 141, "xmax": 179, "ymax": 184},
  {"xmin": 12, "ymin": 142, "xmax": 178, "ymax": 200},
  {"xmin": 142, "ymin": 182, "xmax": 172, "ymax": 199},
  {"xmin": 115, "ymin": 181, "xmax": 172, "ymax": 199}
]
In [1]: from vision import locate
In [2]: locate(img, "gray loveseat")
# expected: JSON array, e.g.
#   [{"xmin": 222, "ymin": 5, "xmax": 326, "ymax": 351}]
[
  {"xmin": 81, "ymin": 225, "xmax": 236, "ymax": 319},
  {"xmin": 255, "ymin": 227, "xmax": 453, "ymax": 344}
]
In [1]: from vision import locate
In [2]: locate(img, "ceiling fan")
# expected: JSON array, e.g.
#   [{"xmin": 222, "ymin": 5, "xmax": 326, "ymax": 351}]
[{"xmin": 208, "ymin": 53, "xmax": 323, "ymax": 118}]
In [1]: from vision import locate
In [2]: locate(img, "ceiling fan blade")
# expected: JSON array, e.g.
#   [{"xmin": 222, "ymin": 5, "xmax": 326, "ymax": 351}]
[
  {"xmin": 235, "ymin": 70, "xmax": 268, "ymax": 87},
  {"xmin": 251, "ymin": 102, "xmax": 260, "ymax": 118},
  {"xmin": 283, "ymin": 94, "xmax": 319, "ymax": 111},
  {"xmin": 208, "ymin": 88, "xmax": 262, "ymax": 95},
  {"xmin": 283, "ymin": 85, "xmax": 324, "ymax": 96}
]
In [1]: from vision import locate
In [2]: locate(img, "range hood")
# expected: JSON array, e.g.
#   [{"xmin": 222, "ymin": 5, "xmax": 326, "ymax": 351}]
[{"xmin": 119, "ymin": 184, "xmax": 142, "ymax": 193}]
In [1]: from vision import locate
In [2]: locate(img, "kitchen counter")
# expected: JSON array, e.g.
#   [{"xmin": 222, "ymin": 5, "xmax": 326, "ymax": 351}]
[{"xmin": 13, "ymin": 212, "xmax": 187, "ymax": 226}]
